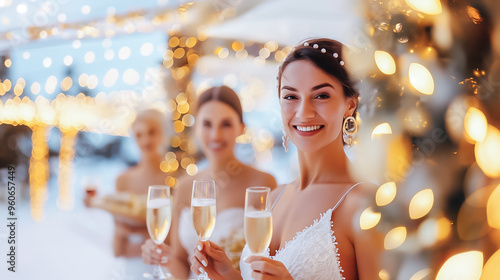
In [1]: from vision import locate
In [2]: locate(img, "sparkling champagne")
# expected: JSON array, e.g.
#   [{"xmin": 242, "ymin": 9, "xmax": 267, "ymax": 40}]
[
  {"xmin": 147, "ymin": 198, "xmax": 171, "ymax": 244},
  {"xmin": 245, "ymin": 211, "xmax": 273, "ymax": 254},
  {"xmin": 191, "ymin": 198, "xmax": 216, "ymax": 240}
]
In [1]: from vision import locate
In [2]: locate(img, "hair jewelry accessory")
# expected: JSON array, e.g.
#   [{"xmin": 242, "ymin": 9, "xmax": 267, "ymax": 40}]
[{"xmin": 302, "ymin": 42, "xmax": 344, "ymax": 66}]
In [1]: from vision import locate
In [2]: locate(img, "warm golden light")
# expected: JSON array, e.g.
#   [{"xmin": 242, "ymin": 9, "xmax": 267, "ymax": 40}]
[
  {"xmin": 409, "ymin": 189, "xmax": 434, "ymax": 219},
  {"xmin": 384, "ymin": 226, "xmax": 407, "ymax": 250},
  {"xmin": 464, "ymin": 107, "xmax": 487, "ymax": 142},
  {"xmin": 475, "ymin": 125, "xmax": 500, "ymax": 177},
  {"xmin": 177, "ymin": 101, "xmax": 189, "ymax": 114},
  {"xmin": 376, "ymin": 182, "xmax": 397, "ymax": 206},
  {"xmin": 409, "ymin": 63, "xmax": 434, "ymax": 95},
  {"xmin": 379, "ymin": 269, "xmax": 390, "ymax": 280},
  {"xmin": 30, "ymin": 126, "xmax": 50, "ymax": 221},
  {"xmin": 173, "ymin": 120, "xmax": 185, "ymax": 133},
  {"xmin": 61, "ymin": 77, "xmax": 73, "ymax": 91},
  {"xmin": 173, "ymin": 48, "xmax": 185, "ymax": 59},
  {"xmin": 409, "ymin": 268, "xmax": 431, "ymax": 280},
  {"xmin": 487, "ymin": 184, "xmax": 500, "ymax": 229},
  {"xmin": 436, "ymin": 251, "xmax": 483, "ymax": 280},
  {"xmin": 359, "ymin": 207, "xmax": 381, "ymax": 230},
  {"xmin": 182, "ymin": 114, "xmax": 195, "ymax": 127},
  {"xmin": 371, "ymin": 122, "xmax": 392, "ymax": 139},
  {"xmin": 405, "ymin": 0, "xmax": 442, "ymax": 15},
  {"xmin": 232, "ymin": 41, "xmax": 244, "ymax": 51},
  {"xmin": 57, "ymin": 129, "xmax": 77, "ymax": 211},
  {"xmin": 482, "ymin": 249, "xmax": 500, "ymax": 279},
  {"xmin": 374, "ymin": 50, "xmax": 396, "ymax": 75},
  {"xmin": 437, "ymin": 217, "xmax": 452, "ymax": 241},
  {"xmin": 259, "ymin": 48, "xmax": 271, "ymax": 59},
  {"xmin": 186, "ymin": 37, "xmax": 197, "ymax": 48},
  {"xmin": 186, "ymin": 163, "xmax": 198, "ymax": 176},
  {"xmin": 217, "ymin": 47, "xmax": 229, "ymax": 59},
  {"xmin": 181, "ymin": 157, "xmax": 193, "ymax": 169},
  {"xmin": 418, "ymin": 217, "xmax": 451, "ymax": 246}
]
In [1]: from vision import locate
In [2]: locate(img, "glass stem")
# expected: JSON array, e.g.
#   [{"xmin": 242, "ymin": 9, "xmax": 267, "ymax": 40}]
[
  {"xmin": 198, "ymin": 271, "xmax": 209, "ymax": 280},
  {"xmin": 152, "ymin": 264, "xmax": 164, "ymax": 277}
]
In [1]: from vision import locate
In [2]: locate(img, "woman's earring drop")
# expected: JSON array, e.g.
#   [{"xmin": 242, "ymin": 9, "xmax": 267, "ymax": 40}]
[
  {"xmin": 281, "ymin": 126, "xmax": 289, "ymax": 153},
  {"xmin": 342, "ymin": 116, "xmax": 357, "ymax": 147}
]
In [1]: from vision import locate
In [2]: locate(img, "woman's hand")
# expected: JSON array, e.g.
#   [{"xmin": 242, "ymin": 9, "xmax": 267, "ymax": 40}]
[
  {"xmin": 245, "ymin": 255, "xmax": 294, "ymax": 280},
  {"xmin": 190, "ymin": 240, "xmax": 242, "ymax": 280},
  {"xmin": 141, "ymin": 239, "xmax": 170, "ymax": 265}
]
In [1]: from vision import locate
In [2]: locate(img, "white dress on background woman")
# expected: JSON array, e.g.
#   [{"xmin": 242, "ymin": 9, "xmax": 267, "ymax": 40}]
[
  {"xmin": 178, "ymin": 207, "xmax": 245, "ymax": 278},
  {"xmin": 240, "ymin": 183, "xmax": 361, "ymax": 280}
]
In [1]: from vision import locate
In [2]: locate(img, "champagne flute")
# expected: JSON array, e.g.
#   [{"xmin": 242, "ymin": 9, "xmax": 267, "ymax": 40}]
[
  {"xmin": 144, "ymin": 185, "xmax": 172, "ymax": 279},
  {"xmin": 191, "ymin": 179, "xmax": 216, "ymax": 280},
  {"xmin": 244, "ymin": 187, "xmax": 272, "ymax": 256}
]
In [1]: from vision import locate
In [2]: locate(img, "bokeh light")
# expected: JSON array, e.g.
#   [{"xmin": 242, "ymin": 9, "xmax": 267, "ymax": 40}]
[
  {"xmin": 436, "ymin": 251, "xmax": 483, "ymax": 280},
  {"xmin": 384, "ymin": 226, "xmax": 407, "ymax": 250},
  {"xmin": 376, "ymin": 182, "xmax": 397, "ymax": 206},
  {"xmin": 374, "ymin": 50, "xmax": 396, "ymax": 75},
  {"xmin": 360, "ymin": 207, "xmax": 381, "ymax": 230},
  {"xmin": 409, "ymin": 63, "xmax": 434, "ymax": 95}
]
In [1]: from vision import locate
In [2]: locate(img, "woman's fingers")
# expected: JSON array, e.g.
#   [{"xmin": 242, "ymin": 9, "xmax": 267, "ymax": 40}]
[
  {"xmin": 190, "ymin": 254, "xmax": 221, "ymax": 279},
  {"xmin": 191, "ymin": 245, "xmax": 209, "ymax": 268},
  {"xmin": 247, "ymin": 256, "xmax": 289, "ymax": 277},
  {"xmin": 197, "ymin": 240, "xmax": 228, "ymax": 262},
  {"xmin": 141, "ymin": 239, "xmax": 169, "ymax": 265}
]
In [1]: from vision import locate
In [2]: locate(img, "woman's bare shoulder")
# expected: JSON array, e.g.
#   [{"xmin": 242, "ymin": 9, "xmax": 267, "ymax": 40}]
[
  {"xmin": 270, "ymin": 182, "xmax": 293, "ymax": 201},
  {"xmin": 241, "ymin": 164, "xmax": 277, "ymax": 189},
  {"xmin": 115, "ymin": 166, "xmax": 139, "ymax": 192},
  {"xmin": 175, "ymin": 170, "xmax": 211, "ymax": 197}
]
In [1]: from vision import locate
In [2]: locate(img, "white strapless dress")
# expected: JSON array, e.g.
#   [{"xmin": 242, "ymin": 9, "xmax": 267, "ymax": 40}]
[{"xmin": 179, "ymin": 207, "xmax": 245, "ymax": 278}]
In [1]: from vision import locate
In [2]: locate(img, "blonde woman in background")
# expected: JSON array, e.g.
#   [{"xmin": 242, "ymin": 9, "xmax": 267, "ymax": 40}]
[{"xmin": 84, "ymin": 109, "xmax": 166, "ymax": 258}]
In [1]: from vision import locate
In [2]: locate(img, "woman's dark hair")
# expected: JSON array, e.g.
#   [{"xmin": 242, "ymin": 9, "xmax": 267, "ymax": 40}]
[
  {"xmin": 277, "ymin": 38, "xmax": 359, "ymax": 117},
  {"xmin": 195, "ymin": 85, "xmax": 244, "ymax": 123}
]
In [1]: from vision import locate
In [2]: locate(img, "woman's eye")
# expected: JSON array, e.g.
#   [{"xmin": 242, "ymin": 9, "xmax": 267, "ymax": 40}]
[
  {"xmin": 315, "ymin": 94, "xmax": 330, "ymax": 99},
  {"xmin": 203, "ymin": 121, "xmax": 211, "ymax": 128},
  {"xmin": 283, "ymin": 95, "xmax": 298, "ymax": 100},
  {"xmin": 222, "ymin": 122, "xmax": 232, "ymax": 127}
]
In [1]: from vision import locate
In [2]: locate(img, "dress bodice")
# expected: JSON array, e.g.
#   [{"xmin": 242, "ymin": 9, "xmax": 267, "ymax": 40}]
[
  {"xmin": 240, "ymin": 183, "xmax": 362, "ymax": 280},
  {"xmin": 240, "ymin": 207, "xmax": 345, "ymax": 280}
]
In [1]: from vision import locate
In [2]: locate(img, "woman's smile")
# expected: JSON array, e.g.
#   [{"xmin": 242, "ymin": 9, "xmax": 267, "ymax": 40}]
[{"xmin": 293, "ymin": 125, "xmax": 325, "ymax": 136}]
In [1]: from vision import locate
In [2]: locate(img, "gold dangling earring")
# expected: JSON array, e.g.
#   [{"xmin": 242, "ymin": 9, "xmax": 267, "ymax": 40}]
[
  {"xmin": 281, "ymin": 126, "xmax": 289, "ymax": 153},
  {"xmin": 342, "ymin": 116, "xmax": 357, "ymax": 147}
]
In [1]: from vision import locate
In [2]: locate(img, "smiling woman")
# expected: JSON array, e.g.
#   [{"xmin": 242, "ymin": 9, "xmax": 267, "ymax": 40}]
[{"xmin": 189, "ymin": 39, "xmax": 380, "ymax": 280}]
